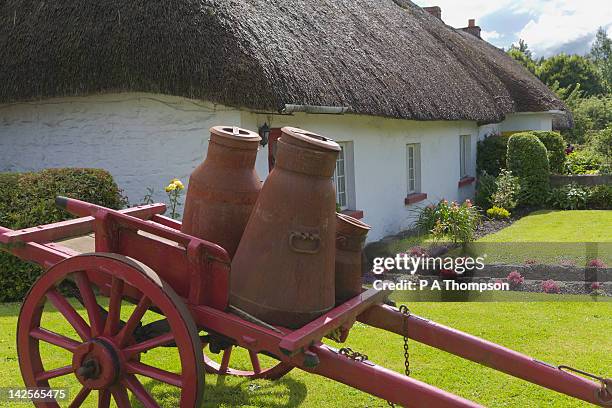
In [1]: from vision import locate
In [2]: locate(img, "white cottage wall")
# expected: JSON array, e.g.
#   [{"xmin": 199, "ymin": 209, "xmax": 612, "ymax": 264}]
[
  {"xmin": 0, "ymin": 93, "xmax": 262, "ymax": 206},
  {"xmin": 241, "ymin": 112, "xmax": 479, "ymax": 241}
]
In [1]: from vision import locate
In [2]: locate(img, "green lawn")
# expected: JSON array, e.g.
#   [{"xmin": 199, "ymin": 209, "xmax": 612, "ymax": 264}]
[
  {"xmin": 1, "ymin": 301, "xmax": 610, "ymax": 407},
  {"xmin": 390, "ymin": 210, "xmax": 612, "ymax": 265},
  {"xmin": 478, "ymin": 210, "xmax": 612, "ymax": 243},
  {"xmin": 475, "ymin": 210, "xmax": 612, "ymax": 265}
]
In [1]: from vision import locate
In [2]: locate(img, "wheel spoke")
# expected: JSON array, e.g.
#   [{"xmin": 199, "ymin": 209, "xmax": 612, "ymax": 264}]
[
  {"xmin": 123, "ymin": 374, "xmax": 161, "ymax": 408},
  {"xmin": 74, "ymin": 271, "xmax": 104, "ymax": 337},
  {"xmin": 115, "ymin": 296, "xmax": 151, "ymax": 348},
  {"xmin": 219, "ymin": 346, "xmax": 233, "ymax": 373},
  {"xmin": 123, "ymin": 332, "xmax": 174, "ymax": 358},
  {"xmin": 30, "ymin": 327, "xmax": 80, "ymax": 352},
  {"xmin": 249, "ymin": 350, "xmax": 262, "ymax": 374},
  {"xmin": 35, "ymin": 365, "xmax": 73, "ymax": 382},
  {"xmin": 125, "ymin": 361, "xmax": 183, "ymax": 387},
  {"xmin": 104, "ymin": 276, "xmax": 124, "ymax": 336},
  {"xmin": 98, "ymin": 389, "xmax": 111, "ymax": 408},
  {"xmin": 46, "ymin": 289, "xmax": 91, "ymax": 341},
  {"xmin": 68, "ymin": 386, "xmax": 91, "ymax": 408},
  {"xmin": 111, "ymin": 384, "xmax": 132, "ymax": 408}
]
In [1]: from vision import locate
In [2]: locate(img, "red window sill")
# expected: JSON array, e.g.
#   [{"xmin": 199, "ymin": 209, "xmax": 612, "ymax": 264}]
[
  {"xmin": 341, "ymin": 209, "xmax": 364, "ymax": 219},
  {"xmin": 405, "ymin": 193, "xmax": 427, "ymax": 205},
  {"xmin": 458, "ymin": 177, "xmax": 475, "ymax": 188}
]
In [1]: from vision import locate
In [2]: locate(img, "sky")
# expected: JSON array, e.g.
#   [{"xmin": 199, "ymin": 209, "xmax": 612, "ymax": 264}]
[{"xmin": 414, "ymin": 0, "xmax": 612, "ymax": 57}]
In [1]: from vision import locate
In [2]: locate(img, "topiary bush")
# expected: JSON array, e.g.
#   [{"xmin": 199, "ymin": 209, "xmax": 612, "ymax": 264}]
[
  {"xmin": 0, "ymin": 168, "xmax": 126, "ymax": 302},
  {"xmin": 507, "ymin": 133, "xmax": 550, "ymax": 206},
  {"xmin": 476, "ymin": 134, "xmax": 511, "ymax": 176},
  {"xmin": 532, "ymin": 131, "xmax": 566, "ymax": 174}
]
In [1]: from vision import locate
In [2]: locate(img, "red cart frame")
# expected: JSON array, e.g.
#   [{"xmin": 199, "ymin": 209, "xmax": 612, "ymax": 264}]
[{"xmin": 1, "ymin": 197, "xmax": 610, "ymax": 407}]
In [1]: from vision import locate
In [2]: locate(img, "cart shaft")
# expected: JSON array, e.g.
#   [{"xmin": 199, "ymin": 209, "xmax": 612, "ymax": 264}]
[
  {"xmin": 305, "ymin": 343, "xmax": 483, "ymax": 407},
  {"xmin": 358, "ymin": 305, "xmax": 609, "ymax": 406}
]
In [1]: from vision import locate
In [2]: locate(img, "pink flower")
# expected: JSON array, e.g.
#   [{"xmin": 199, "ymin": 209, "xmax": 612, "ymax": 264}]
[
  {"xmin": 507, "ymin": 270, "xmax": 524, "ymax": 287},
  {"xmin": 409, "ymin": 246, "xmax": 427, "ymax": 257},
  {"xmin": 590, "ymin": 282, "xmax": 603, "ymax": 291},
  {"xmin": 542, "ymin": 280, "xmax": 560, "ymax": 294},
  {"xmin": 465, "ymin": 199, "xmax": 473, "ymax": 208},
  {"xmin": 588, "ymin": 259, "xmax": 607, "ymax": 268}
]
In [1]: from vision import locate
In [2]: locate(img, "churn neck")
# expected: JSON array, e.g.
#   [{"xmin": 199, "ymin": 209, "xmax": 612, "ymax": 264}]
[{"xmin": 275, "ymin": 127, "xmax": 341, "ymax": 177}]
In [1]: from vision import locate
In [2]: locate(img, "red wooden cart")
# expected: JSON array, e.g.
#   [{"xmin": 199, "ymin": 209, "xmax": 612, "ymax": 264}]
[{"xmin": 0, "ymin": 197, "xmax": 609, "ymax": 407}]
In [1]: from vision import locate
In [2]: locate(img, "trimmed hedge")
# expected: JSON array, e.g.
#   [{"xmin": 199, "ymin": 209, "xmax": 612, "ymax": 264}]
[
  {"xmin": 0, "ymin": 169, "xmax": 126, "ymax": 302},
  {"xmin": 477, "ymin": 131, "xmax": 565, "ymax": 176},
  {"xmin": 532, "ymin": 131, "xmax": 565, "ymax": 174},
  {"xmin": 476, "ymin": 134, "xmax": 510, "ymax": 177},
  {"xmin": 507, "ymin": 133, "xmax": 550, "ymax": 206}
]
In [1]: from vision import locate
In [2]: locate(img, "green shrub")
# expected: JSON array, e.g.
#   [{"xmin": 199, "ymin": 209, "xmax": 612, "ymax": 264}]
[
  {"xmin": 416, "ymin": 200, "xmax": 480, "ymax": 244},
  {"xmin": 532, "ymin": 131, "xmax": 566, "ymax": 174},
  {"xmin": 587, "ymin": 185, "xmax": 612, "ymax": 210},
  {"xmin": 507, "ymin": 133, "xmax": 550, "ymax": 206},
  {"xmin": 0, "ymin": 168, "xmax": 126, "ymax": 302},
  {"xmin": 587, "ymin": 127, "xmax": 612, "ymax": 172},
  {"xmin": 564, "ymin": 150, "xmax": 603, "ymax": 175},
  {"xmin": 476, "ymin": 134, "xmax": 510, "ymax": 176},
  {"xmin": 547, "ymin": 184, "xmax": 589, "ymax": 210},
  {"xmin": 475, "ymin": 171, "xmax": 497, "ymax": 210},
  {"xmin": 486, "ymin": 206, "xmax": 511, "ymax": 219},
  {"xmin": 491, "ymin": 169, "xmax": 520, "ymax": 210}
]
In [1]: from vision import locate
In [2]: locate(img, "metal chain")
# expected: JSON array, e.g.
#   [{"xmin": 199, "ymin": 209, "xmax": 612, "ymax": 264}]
[
  {"xmin": 387, "ymin": 305, "xmax": 411, "ymax": 407},
  {"xmin": 338, "ymin": 347, "xmax": 369, "ymax": 362}
]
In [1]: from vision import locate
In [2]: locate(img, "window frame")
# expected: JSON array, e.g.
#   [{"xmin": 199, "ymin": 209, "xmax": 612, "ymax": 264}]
[
  {"xmin": 459, "ymin": 134, "xmax": 472, "ymax": 179},
  {"xmin": 406, "ymin": 143, "xmax": 421, "ymax": 195},
  {"xmin": 333, "ymin": 142, "xmax": 349, "ymax": 210}
]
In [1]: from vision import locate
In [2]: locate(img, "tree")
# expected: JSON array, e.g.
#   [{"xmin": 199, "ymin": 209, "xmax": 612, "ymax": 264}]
[
  {"xmin": 537, "ymin": 53, "xmax": 604, "ymax": 97},
  {"xmin": 590, "ymin": 27, "xmax": 612, "ymax": 93},
  {"xmin": 508, "ymin": 40, "xmax": 537, "ymax": 74}
]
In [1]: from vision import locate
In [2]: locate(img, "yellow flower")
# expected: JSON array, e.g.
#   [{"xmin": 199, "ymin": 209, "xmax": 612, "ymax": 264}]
[
  {"xmin": 165, "ymin": 183, "xmax": 177, "ymax": 192},
  {"xmin": 173, "ymin": 180, "xmax": 185, "ymax": 190}
]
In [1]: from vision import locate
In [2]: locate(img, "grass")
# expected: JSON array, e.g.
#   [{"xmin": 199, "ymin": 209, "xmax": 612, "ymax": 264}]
[
  {"xmin": 475, "ymin": 210, "xmax": 612, "ymax": 265},
  {"xmin": 478, "ymin": 210, "xmax": 612, "ymax": 243},
  {"xmin": 389, "ymin": 210, "xmax": 612, "ymax": 265},
  {"xmin": 0, "ymin": 300, "xmax": 610, "ymax": 407}
]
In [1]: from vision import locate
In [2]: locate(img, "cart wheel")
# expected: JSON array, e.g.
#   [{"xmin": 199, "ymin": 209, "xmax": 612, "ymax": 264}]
[
  {"xmin": 202, "ymin": 342, "xmax": 292, "ymax": 380},
  {"xmin": 17, "ymin": 253, "xmax": 204, "ymax": 408}
]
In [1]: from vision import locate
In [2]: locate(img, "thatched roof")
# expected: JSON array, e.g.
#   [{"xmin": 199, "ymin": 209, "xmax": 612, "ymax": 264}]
[{"xmin": 0, "ymin": 0, "xmax": 570, "ymax": 125}]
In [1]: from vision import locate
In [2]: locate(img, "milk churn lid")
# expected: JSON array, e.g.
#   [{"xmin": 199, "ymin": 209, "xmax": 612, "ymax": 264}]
[
  {"xmin": 210, "ymin": 126, "xmax": 261, "ymax": 142},
  {"xmin": 337, "ymin": 212, "xmax": 371, "ymax": 232},
  {"xmin": 281, "ymin": 127, "xmax": 341, "ymax": 151}
]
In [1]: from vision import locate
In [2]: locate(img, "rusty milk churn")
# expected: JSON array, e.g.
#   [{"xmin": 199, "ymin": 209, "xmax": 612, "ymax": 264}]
[
  {"xmin": 181, "ymin": 126, "xmax": 261, "ymax": 258},
  {"xmin": 230, "ymin": 126, "xmax": 341, "ymax": 328},
  {"xmin": 335, "ymin": 213, "xmax": 371, "ymax": 303}
]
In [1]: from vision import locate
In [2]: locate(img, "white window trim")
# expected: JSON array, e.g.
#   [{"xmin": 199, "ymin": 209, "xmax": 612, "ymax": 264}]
[
  {"xmin": 406, "ymin": 143, "xmax": 421, "ymax": 195},
  {"xmin": 333, "ymin": 142, "xmax": 355, "ymax": 211},
  {"xmin": 460, "ymin": 135, "xmax": 471, "ymax": 179}
]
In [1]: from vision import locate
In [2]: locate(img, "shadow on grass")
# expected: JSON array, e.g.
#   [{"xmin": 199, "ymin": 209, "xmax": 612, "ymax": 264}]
[{"xmin": 140, "ymin": 374, "xmax": 308, "ymax": 408}]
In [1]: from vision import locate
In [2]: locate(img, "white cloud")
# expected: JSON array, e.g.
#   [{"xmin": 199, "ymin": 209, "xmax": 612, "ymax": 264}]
[
  {"xmin": 516, "ymin": 0, "xmax": 612, "ymax": 56},
  {"xmin": 482, "ymin": 30, "xmax": 502, "ymax": 41},
  {"xmin": 415, "ymin": 1, "xmax": 612, "ymax": 57}
]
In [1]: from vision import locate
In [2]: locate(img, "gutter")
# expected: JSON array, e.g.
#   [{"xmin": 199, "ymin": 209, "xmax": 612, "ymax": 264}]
[{"xmin": 282, "ymin": 104, "xmax": 349, "ymax": 115}]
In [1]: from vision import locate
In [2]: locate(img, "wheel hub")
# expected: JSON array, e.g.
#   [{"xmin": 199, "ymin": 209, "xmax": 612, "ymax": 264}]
[{"xmin": 72, "ymin": 338, "xmax": 121, "ymax": 389}]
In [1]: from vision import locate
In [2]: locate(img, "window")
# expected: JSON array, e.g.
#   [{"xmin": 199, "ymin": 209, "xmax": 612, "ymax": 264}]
[
  {"xmin": 459, "ymin": 135, "xmax": 471, "ymax": 178},
  {"xmin": 333, "ymin": 142, "xmax": 355, "ymax": 211},
  {"xmin": 406, "ymin": 143, "xmax": 421, "ymax": 194}
]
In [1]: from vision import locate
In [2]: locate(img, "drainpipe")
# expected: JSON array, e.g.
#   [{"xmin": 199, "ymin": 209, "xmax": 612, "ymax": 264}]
[{"xmin": 282, "ymin": 104, "xmax": 349, "ymax": 115}]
